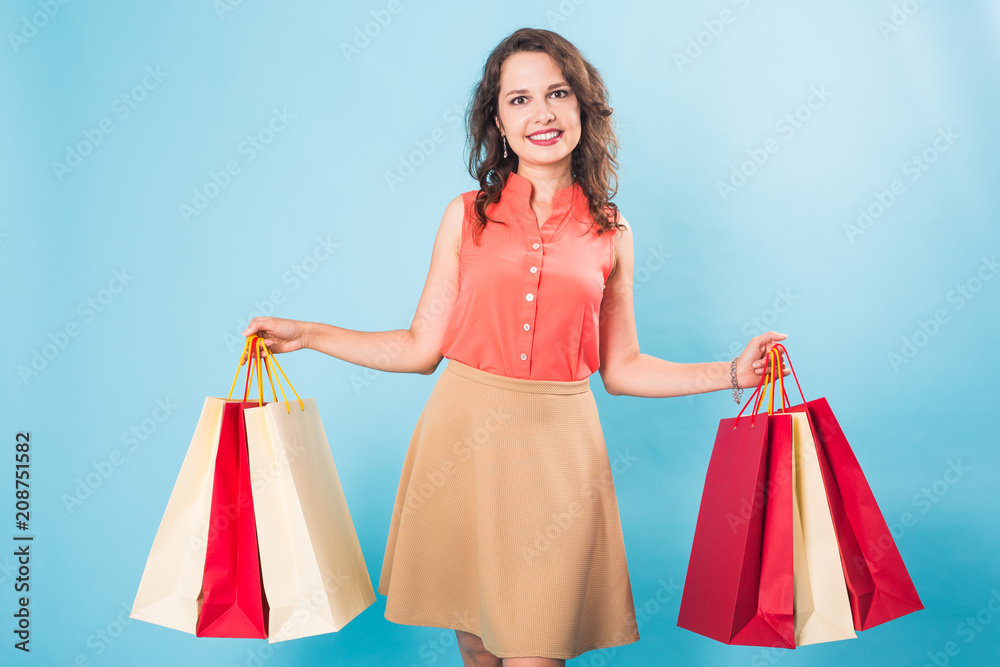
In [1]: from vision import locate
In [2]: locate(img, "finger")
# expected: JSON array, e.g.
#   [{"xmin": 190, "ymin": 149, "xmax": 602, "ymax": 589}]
[{"xmin": 242, "ymin": 317, "xmax": 273, "ymax": 337}]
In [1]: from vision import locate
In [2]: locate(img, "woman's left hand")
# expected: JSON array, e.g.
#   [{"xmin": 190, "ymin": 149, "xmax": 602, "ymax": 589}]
[{"xmin": 734, "ymin": 331, "xmax": 789, "ymax": 392}]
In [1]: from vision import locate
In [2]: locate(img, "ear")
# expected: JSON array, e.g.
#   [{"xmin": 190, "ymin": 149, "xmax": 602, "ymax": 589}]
[{"xmin": 494, "ymin": 115, "xmax": 502, "ymax": 134}]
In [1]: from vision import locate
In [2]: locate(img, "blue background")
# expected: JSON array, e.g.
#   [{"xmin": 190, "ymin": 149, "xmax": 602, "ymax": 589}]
[{"xmin": 2, "ymin": 1, "xmax": 998, "ymax": 665}]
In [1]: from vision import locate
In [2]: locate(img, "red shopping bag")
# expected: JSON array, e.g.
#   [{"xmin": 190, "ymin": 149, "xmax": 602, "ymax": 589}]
[
  {"xmin": 195, "ymin": 342, "xmax": 270, "ymax": 638},
  {"xmin": 677, "ymin": 359, "xmax": 795, "ymax": 647},
  {"xmin": 771, "ymin": 343, "xmax": 923, "ymax": 631}
]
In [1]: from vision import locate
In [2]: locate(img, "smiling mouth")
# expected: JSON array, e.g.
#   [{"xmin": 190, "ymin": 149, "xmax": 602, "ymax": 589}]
[{"xmin": 527, "ymin": 130, "xmax": 563, "ymax": 143}]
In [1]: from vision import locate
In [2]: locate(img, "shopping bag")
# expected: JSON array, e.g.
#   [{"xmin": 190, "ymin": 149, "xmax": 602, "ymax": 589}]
[
  {"xmin": 132, "ymin": 336, "xmax": 374, "ymax": 641},
  {"xmin": 195, "ymin": 399, "xmax": 269, "ymax": 638},
  {"xmin": 755, "ymin": 349, "xmax": 856, "ymax": 646},
  {"xmin": 194, "ymin": 337, "xmax": 275, "ymax": 637},
  {"xmin": 130, "ymin": 398, "xmax": 225, "ymax": 633},
  {"xmin": 677, "ymin": 350, "xmax": 796, "ymax": 647},
  {"xmin": 678, "ymin": 347, "xmax": 857, "ymax": 648},
  {"xmin": 788, "ymin": 408, "xmax": 856, "ymax": 645},
  {"xmin": 772, "ymin": 343, "xmax": 923, "ymax": 630},
  {"xmin": 244, "ymin": 341, "xmax": 376, "ymax": 643}
]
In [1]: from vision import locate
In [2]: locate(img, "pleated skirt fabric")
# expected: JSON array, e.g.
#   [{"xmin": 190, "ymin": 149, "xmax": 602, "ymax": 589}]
[{"xmin": 377, "ymin": 358, "xmax": 640, "ymax": 660}]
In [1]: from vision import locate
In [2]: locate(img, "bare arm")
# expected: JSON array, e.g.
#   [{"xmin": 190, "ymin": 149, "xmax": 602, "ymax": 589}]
[
  {"xmin": 245, "ymin": 194, "xmax": 464, "ymax": 375},
  {"xmin": 597, "ymin": 213, "xmax": 787, "ymax": 398}
]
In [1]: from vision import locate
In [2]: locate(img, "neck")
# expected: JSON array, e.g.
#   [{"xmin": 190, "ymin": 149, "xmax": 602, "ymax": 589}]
[{"xmin": 514, "ymin": 164, "xmax": 574, "ymax": 204}]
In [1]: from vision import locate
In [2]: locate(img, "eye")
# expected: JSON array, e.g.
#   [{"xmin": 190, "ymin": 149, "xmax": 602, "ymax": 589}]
[{"xmin": 510, "ymin": 89, "xmax": 571, "ymax": 106}]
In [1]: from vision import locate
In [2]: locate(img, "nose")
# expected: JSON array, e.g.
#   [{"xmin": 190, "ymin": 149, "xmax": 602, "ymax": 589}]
[{"xmin": 532, "ymin": 98, "xmax": 555, "ymax": 123}]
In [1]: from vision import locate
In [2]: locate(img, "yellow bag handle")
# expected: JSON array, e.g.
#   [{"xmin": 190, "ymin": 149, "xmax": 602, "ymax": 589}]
[
  {"xmin": 733, "ymin": 345, "xmax": 794, "ymax": 429},
  {"xmin": 259, "ymin": 341, "xmax": 304, "ymax": 413},
  {"xmin": 226, "ymin": 336, "xmax": 304, "ymax": 412},
  {"xmin": 266, "ymin": 345, "xmax": 304, "ymax": 413},
  {"xmin": 228, "ymin": 336, "xmax": 254, "ymax": 400},
  {"xmin": 227, "ymin": 335, "xmax": 266, "ymax": 406},
  {"xmin": 758, "ymin": 347, "xmax": 788, "ymax": 416}
]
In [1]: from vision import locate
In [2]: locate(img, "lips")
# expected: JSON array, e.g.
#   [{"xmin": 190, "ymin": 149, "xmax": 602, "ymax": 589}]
[{"xmin": 527, "ymin": 130, "xmax": 563, "ymax": 144}]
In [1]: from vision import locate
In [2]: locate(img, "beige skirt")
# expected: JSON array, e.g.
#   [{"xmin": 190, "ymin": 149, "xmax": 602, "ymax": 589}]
[{"xmin": 377, "ymin": 358, "xmax": 640, "ymax": 660}]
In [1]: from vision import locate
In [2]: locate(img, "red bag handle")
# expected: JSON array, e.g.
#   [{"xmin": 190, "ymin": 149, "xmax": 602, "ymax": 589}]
[
  {"xmin": 732, "ymin": 348, "xmax": 774, "ymax": 429},
  {"xmin": 771, "ymin": 342, "xmax": 806, "ymax": 404},
  {"xmin": 731, "ymin": 343, "xmax": 809, "ymax": 430},
  {"xmin": 226, "ymin": 335, "xmax": 304, "ymax": 412},
  {"xmin": 732, "ymin": 346, "xmax": 793, "ymax": 428},
  {"xmin": 227, "ymin": 335, "xmax": 267, "ymax": 406}
]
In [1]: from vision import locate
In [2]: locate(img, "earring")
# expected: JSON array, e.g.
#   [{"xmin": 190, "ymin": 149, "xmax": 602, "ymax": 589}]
[{"xmin": 502, "ymin": 134, "xmax": 507, "ymax": 158}]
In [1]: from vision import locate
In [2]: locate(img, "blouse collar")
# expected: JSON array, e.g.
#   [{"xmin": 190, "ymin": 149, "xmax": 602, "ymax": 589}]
[{"xmin": 503, "ymin": 171, "xmax": 583, "ymax": 211}]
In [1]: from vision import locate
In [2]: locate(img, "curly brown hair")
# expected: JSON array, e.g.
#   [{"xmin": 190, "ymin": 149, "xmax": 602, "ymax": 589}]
[{"xmin": 464, "ymin": 28, "xmax": 624, "ymax": 245}]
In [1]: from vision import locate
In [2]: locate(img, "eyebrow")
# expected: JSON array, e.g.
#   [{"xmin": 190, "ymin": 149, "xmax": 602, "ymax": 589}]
[{"xmin": 504, "ymin": 82, "xmax": 569, "ymax": 98}]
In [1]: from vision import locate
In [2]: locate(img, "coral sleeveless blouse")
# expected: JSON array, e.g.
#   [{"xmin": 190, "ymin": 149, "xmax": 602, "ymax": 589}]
[{"xmin": 439, "ymin": 171, "xmax": 616, "ymax": 381}]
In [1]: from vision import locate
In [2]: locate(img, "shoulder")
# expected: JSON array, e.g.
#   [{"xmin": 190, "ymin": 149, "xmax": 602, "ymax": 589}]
[
  {"xmin": 431, "ymin": 194, "xmax": 466, "ymax": 256},
  {"xmin": 460, "ymin": 188, "xmax": 481, "ymax": 208},
  {"xmin": 604, "ymin": 208, "xmax": 632, "ymax": 243},
  {"xmin": 606, "ymin": 210, "xmax": 633, "ymax": 278},
  {"xmin": 599, "ymin": 203, "xmax": 631, "ymax": 233},
  {"xmin": 610, "ymin": 207, "xmax": 631, "ymax": 233},
  {"xmin": 442, "ymin": 192, "xmax": 467, "ymax": 221},
  {"xmin": 456, "ymin": 189, "xmax": 483, "ymax": 221}
]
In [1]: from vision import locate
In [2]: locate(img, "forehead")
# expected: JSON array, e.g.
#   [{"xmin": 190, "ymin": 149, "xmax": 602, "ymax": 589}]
[{"xmin": 499, "ymin": 51, "xmax": 564, "ymax": 90}]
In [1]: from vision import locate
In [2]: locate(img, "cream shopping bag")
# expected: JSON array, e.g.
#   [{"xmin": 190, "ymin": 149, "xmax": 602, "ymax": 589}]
[
  {"xmin": 790, "ymin": 410, "xmax": 857, "ymax": 645},
  {"xmin": 130, "ymin": 397, "xmax": 225, "ymax": 633},
  {"xmin": 244, "ymin": 342, "xmax": 376, "ymax": 642}
]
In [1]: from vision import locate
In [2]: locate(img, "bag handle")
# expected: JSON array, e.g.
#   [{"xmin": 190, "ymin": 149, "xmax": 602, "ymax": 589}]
[
  {"xmin": 771, "ymin": 342, "xmax": 806, "ymax": 404},
  {"xmin": 758, "ymin": 347, "xmax": 789, "ymax": 416},
  {"xmin": 750, "ymin": 347, "xmax": 786, "ymax": 422},
  {"xmin": 733, "ymin": 347, "xmax": 777, "ymax": 428},
  {"xmin": 227, "ymin": 335, "xmax": 267, "ymax": 407},
  {"xmin": 227, "ymin": 336, "xmax": 253, "ymax": 400},
  {"xmin": 228, "ymin": 336, "xmax": 262, "ymax": 404},
  {"xmin": 226, "ymin": 336, "xmax": 305, "ymax": 412},
  {"xmin": 733, "ymin": 347, "xmax": 793, "ymax": 428},
  {"xmin": 259, "ymin": 341, "xmax": 305, "ymax": 413}
]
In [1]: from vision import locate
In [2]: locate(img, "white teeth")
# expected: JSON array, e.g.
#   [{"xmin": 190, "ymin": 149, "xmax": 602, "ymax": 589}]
[{"xmin": 530, "ymin": 131, "xmax": 560, "ymax": 141}]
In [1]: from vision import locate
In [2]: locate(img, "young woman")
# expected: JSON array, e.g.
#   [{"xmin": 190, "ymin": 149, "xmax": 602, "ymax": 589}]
[{"xmin": 243, "ymin": 27, "xmax": 788, "ymax": 667}]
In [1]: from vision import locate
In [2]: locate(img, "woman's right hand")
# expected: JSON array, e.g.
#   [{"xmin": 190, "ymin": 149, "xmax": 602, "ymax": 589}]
[{"xmin": 242, "ymin": 317, "xmax": 309, "ymax": 359}]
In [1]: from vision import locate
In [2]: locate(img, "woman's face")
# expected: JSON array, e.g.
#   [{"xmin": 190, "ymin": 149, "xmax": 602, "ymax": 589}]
[{"xmin": 494, "ymin": 51, "xmax": 580, "ymax": 173}]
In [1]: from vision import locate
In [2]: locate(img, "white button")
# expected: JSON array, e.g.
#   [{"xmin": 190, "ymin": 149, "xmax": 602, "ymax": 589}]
[
  {"xmin": 523, "ymin": 323, "xmax": 530, "ymax": 331},
  {"xmin": 525, "ymin": 293, "xmax": 534, "ymax": 301},
  {"xmin": 532, "ymin": 243, "xmax": 540, "ymax": 249},
  {"xmin": 520, "ymin": 353, "xmax": 527, "ymax": 360},
  {"xmin": 530, "ymin": 266, "xmax": 538, "ymax": 273}
]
